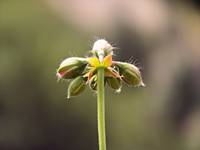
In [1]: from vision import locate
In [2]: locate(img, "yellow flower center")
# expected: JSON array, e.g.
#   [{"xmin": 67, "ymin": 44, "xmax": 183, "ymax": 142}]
[{"xmin": 87, "ymin": 54, "xmax": 112, "ymax": 68}]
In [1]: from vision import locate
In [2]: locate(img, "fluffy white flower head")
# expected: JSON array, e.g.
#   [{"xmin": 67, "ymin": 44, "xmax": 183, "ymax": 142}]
[
  {"xmin": 92, "ymin": 39, "xmax": 112, "ymax": 51},
  {"xmin": 92, "ymin": 39, "xmax": 113, "ymax": 62}
]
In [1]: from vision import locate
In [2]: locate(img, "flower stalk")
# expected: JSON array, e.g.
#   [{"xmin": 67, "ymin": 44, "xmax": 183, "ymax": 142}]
[{"xmin": 97, "ymin": 67, "xmax": 106, "ymax": 150}]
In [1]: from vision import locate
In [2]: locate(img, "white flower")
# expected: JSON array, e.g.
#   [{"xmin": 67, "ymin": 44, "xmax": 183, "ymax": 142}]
[
  {"xmin": 92, "ymin": 39, "xmax": 113, "ymax": 62},
  {"xmin": 92, "ymin": 39, "xmax": 112, "ymax": 51}
]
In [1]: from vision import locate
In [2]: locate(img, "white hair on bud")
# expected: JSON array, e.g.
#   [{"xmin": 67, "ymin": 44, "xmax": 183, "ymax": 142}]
[
  {"xmin": 92, "ymin": 39, "xmax": 112, "ymax": 51},
  {"xmin": 92, "ymin": 39, "xmax": 113, "ymax": 62}
]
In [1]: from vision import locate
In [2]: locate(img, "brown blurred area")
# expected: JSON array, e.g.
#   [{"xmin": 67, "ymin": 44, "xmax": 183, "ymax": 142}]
[{"xmin": 0, "ymin": 0, "xmax": 200, "ymax": 150}]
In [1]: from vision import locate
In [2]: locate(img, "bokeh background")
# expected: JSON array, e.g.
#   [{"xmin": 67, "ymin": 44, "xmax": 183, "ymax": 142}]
[{"xmin": 0, "ymin": 0, "xmax": 200, "ymax": 150}]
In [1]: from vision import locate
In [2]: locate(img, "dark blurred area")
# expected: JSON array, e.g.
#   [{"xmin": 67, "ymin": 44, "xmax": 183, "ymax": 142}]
[{"xmin": 0, "ymin": 0, "xmax": 200, "ymax": 150}]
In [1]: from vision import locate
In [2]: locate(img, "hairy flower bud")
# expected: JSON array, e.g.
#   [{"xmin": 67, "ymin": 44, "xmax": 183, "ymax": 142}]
[
  {"xmin": 114, "ymin": 62, "xmax": 145, "ymax": 87},
  {"xmin": 57, "ymin": 57, "xmax": 87, "ymax": 79},
  {"xmin": 92, "ymin": 39, "xmax": 113, "ymax": 61},
  {"xmin": 106, "ymin": 77, "xmax": 122, "ymax": 91},
  {"xmin": 68, "ymin": 76, "xmax": 86, "ymax": 98}
]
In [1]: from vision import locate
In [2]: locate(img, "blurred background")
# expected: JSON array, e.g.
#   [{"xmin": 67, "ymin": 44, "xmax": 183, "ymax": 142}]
[{"xmin": 0, "ymin": 0, "xmax": 200, "ymax": 150}]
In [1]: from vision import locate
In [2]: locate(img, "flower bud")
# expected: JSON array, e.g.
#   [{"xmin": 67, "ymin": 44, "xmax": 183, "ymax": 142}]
[
  {"xmin": 92, "ymin": 39, "xmax": 113, "ymax": 61},
  {"xmin": 106, "ymin": 77, "xmax": 122, "ymax": 91},
  {"xmin": 68, "ymin": 76, "xmax": 86, "ymax": 98},
  {"xmin": 57, "ymin": 57, "xmax": 87, "ymax": 79},
  {"xmin": 114, "ymin": 62, "xmax": 145, "ymax": 87},
  {"xmin": 89, "ymin": 75, "xmax": 97, "ymax": 91}
]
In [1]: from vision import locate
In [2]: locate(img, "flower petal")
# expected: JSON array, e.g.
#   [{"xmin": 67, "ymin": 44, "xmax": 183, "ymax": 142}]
[
  {"xmin": 87, "ymin": 57, "xmax": 100, "ymax": 67},
  {"xmin": 103, "ymin": 54, "xmax": 112, "ymax": 67},
  {"xmin": 83, "ymin": 68, "xmax": 97, "ymax": 82}
]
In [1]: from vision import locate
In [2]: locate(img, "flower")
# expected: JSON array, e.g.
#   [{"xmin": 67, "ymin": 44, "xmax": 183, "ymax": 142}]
[
  {"xmin": 57, "ymin": 39, "xmax": 145, "ymax": 98},
  {"xmin": 92, "ymin": 39, "xmax": 113, "ymax": 61}
]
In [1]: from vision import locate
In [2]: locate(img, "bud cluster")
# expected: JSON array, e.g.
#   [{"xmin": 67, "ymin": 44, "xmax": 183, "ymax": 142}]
[{"xmin": 57, "ymin": 39, "xmax": 145, "ymax": 98}]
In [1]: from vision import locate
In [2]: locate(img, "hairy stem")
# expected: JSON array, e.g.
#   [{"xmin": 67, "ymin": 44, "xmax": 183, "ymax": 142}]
[{"xmin": 97, "ymin": 67, "xmax": 106, "ymax": 150}]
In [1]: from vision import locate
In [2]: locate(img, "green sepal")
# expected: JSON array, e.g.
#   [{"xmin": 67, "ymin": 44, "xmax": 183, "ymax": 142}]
[
  {"xmin": 57, "ymin": 57, "xmax": 87, "ymax": 79},
  {"xmin": 114, "ymin": 61, "xmax": 145, "ymax": 87},
  {"xmin": 106, "ymin": 77, "xmax": 122, "ymax": 90},
  {"xmin": 89, "ymin": 75, "xmax": 97, "ymax": 91},
  {"xmin": 67, "ymin": 76, "xmax": 86, "ymax": 98}
]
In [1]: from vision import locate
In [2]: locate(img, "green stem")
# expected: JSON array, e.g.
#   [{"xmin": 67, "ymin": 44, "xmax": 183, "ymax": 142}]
[{"xmin": 97, "ymin": 67, "xmax": 107, "ymax": 150}]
